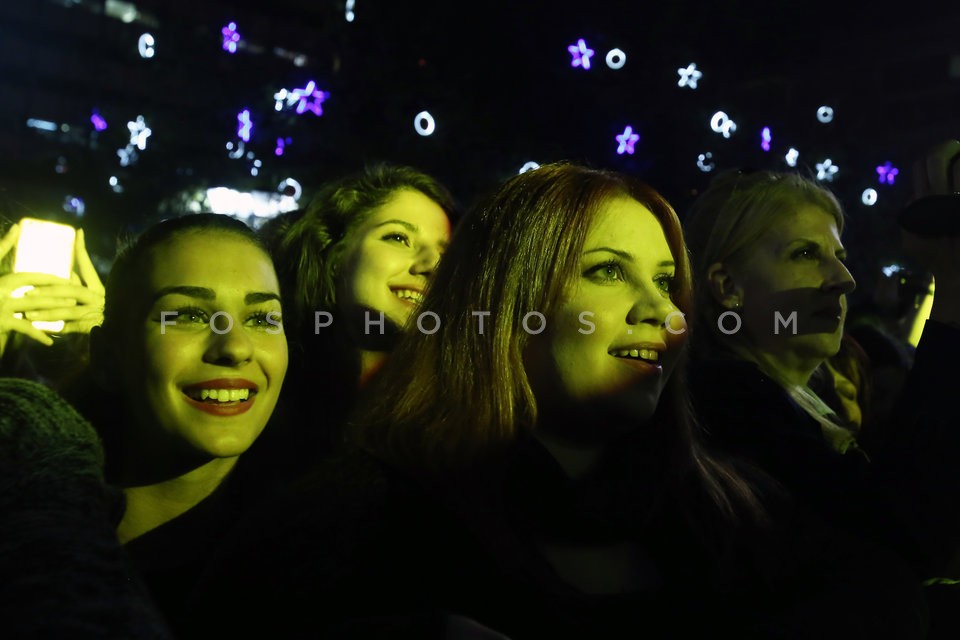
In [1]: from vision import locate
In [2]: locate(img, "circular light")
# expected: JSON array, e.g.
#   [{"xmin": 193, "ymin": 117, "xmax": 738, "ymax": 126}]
[
  {"xmin": 138, "ymin": 33, "xmax": 155, "ymax": 59},
  {"xmin": 414, "ymin": 111, "xmax": 435, "ymax": 136},
  {"xmin": 816, "ymin": 105, "xmax": 834, "ymax": 123},
  {"xmin": 605, "ymin": 48, "xmax": 626, "ymax": 70},
  {"xmin": 697, "ymin": 152, "xmax": 715, "ymax": 172},
  {"xmin": 278, "ymin": 178, "xmax": 302, "ymax": 201},
  {"xmin": 861, "ymin": 188, "xmax": 878, "ymax": 206},
  {"xmin": 519, "ymin": 161, "xmax": 540, "ymax": 174}
]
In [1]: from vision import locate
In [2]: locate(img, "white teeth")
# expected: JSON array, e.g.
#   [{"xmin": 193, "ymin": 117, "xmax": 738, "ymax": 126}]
[
  {"xmin": 393, "ymin": 289, "xmax": 424, "ymax": 304},
  {"xmin": 611, "ymin": 349, "xmax": 660, "ymax": 362},
  {"xmin": 196, "ymin": 388, "xmax": 250, "ymax": 402}
]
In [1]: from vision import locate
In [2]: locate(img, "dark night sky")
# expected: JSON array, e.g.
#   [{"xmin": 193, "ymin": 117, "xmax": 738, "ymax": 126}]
[{"xmin": 0, "ymin": 0, "xmax": 956, "ymax": 297}]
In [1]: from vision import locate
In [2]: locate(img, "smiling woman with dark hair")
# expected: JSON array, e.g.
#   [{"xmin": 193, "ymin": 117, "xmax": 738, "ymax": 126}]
[
  {"xmin": 263, "ymin": 163, "xmax": 455, "ymax": 455},
  {"xmin": 84, "ymin": 213, "xmax": 288, "ymax": 632}
]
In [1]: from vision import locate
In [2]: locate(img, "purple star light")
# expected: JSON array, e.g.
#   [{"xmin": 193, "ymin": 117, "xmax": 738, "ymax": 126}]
[
  {"xmin": 292, "ymin": 81, "xmax": 329, "ymax": 116},
  {"xmin": 616, "ymin": 126, "xmax": 639, "ymax": 155},
  {"xmin": 222, "ymin": 22, "xmax": 240, "ymax": 53},
  {"xmin": 237, "ymin": 109, "xmax": 252, "ymax": 142},
  {"xmin": 568, "ymin": 38, "xmax": 595, "ymax": 70},
  {"xmin": 876, "ymin": 161, "xmax": 899, "ymax": 185},
  {"xmin": 90, "ymin": 110, "xmax": 107, "ymax": 132},
  {"xmin": 761, "ymin": 126, "xmax": 771, "ymax": 152}
]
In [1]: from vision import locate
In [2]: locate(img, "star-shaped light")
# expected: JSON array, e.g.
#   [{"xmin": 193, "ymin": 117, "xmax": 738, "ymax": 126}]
[
  {"xmin": 876, "ymin": 161, "xmax": 899, "ymax": 185},
  {"xmin": 615, "ymin": 126, "xmax": 639, "ymax": 155},
  {"xmin": 117, "ymin": 145, "xmax": 138, "ymax": 167},
  {"xmin": 761, "ymin": 127, "xmax": 772, "ymax": 152},
  {"xmin": 816, "ymin": 159, "xmax": 839, "ymax": 182},
  {"xmin": 785, "ymin": 148, "xmax": 799, "ymax": 167},
  {"xmin": 568, "ymin": 38, "xmax": 594, "ymax": 70},
  {"xmin": 127, "ymin": 115, "xmax": 151, "ymax": 150},
  {"xmin": 677, "ymin": 63, "xmax": 702, "ymax": 89},
  {"xmin": 90, "ymin": 110, "xmax": 107, "ymax": 132},
  {"xmin": 222, "ymin": 22, "xmax": 240, "ymax": 53},
  {"xmin": 237, "ymin": 109, "xmax": 253, "ymax": 142},
  {"xmin": 291, "ymin": 81, "xmax": 329, "ymax": 116}
]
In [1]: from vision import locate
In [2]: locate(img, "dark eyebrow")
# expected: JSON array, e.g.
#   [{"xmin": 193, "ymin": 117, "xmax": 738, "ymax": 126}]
[
  {"xmin": 151, "ymin": 286, "xmax": 280, "ymax": 306},
  {"xmin": 584, "ymin": 247, "xmax": 675, "ymax": 267},
  {"xmin": 152, "ymin": 286, "xmax": 214, "ymax": 304},
  {"xmin": 245, "ymin": 292, "xmax": 282, "ymax": 305},
  {"xmin": 374, "ymin": 219, "xmax": 418, "ymax": 232},
  {"xmin": 375, "ymin": 219, "xmax": 448, "ymax": 250},
  {"xmin": 584, "ymin": 247, "xmax": 634, "ymax": 261}
]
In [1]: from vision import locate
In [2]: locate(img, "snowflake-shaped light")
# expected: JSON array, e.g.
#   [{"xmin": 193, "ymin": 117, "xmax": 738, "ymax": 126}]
[
  {"xmin": 677, "ymin": 63, "xmax": 702, "ymax": 89},
  {"xmin": 815, "ymin": 159, "xmax": 839, "ymax": 182}
]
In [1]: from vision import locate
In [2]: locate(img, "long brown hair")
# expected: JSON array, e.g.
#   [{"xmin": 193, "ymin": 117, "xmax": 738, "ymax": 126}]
[
  {"xmin": 267, "ymin": 163, "xmax": 457, "ymax": 346},
  {"xmin": 352, "ymin": 162, "xmax": 762, "ymax": 522}
]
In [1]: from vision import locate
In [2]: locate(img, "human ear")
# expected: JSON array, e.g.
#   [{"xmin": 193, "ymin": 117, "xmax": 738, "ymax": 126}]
[{"xmin": 705, "ymin": 262, "xmax": 743, "ymax": 310}]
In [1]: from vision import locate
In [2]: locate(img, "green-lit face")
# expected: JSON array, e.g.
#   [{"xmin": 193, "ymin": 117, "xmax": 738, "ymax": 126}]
[
  {"xmin": 732, "ymin": 205, "xmax": 855, "ymax": 367},
  {"xmin": 117, "ymin": 232, "xmax": 288, "ymax": 462},
  {"xmin": 336, "ymin": 189, "xmax": 451, "ymax": 339},
  {"xmin": 527, "ymin": 197, "xmax": 686, "ymax": 427}
]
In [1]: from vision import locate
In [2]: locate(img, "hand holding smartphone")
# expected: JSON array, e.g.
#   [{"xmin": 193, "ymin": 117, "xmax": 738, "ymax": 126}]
[{"xmin": 11, "ymin": 217, "xmax": 77, "ymax": 333}]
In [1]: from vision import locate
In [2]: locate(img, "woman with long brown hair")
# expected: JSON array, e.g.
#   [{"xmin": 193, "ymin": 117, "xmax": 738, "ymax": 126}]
[{"xmin": 186, "ymin": 163, "xmax": 925, "ymax": 639}]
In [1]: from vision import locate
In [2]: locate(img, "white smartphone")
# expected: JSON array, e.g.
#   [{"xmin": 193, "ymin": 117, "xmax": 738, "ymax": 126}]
[{"xmin": 12, "ymin": 217, "xmax": 77, "ymax": 333}]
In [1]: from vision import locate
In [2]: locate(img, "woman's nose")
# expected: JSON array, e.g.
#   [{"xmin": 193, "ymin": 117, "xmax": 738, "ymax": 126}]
[
  {"xmin": 823, "ymin": 258, "xmax": 856, "ymax": 296},
  {"xmin": 203, "ymin": 315, "xmax": 254, "ymax": 366},
  {"xmin": 410, "ymin": 245, "xmax": 442, "ymax": 277}
]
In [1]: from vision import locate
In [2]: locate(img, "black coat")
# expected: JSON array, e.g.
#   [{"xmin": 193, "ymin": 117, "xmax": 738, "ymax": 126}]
[
  {"xmin": 689, "ymin": 319, "xmax": 960, "ymax": 577},
  {"xmin": 183, "ymin": 438, "xmax": 927, "ymax": 639}
]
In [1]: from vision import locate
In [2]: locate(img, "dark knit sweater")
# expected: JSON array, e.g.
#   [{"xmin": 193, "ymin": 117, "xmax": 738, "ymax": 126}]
[{"xmin": 0, "ymin": 377, "xmax": 172, "ymax": 639}]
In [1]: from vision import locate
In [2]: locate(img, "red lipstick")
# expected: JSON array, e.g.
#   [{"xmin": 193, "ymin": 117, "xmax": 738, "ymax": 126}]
[{"xmin": 181, "ymin": 378, "xmax": 259, "ymax": 417}]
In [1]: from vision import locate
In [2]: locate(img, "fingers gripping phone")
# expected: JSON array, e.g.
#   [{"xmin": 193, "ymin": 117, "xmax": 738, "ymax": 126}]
[{"xmin": 12, "ymin": 217, "xmax": 77, "ymax": 333}]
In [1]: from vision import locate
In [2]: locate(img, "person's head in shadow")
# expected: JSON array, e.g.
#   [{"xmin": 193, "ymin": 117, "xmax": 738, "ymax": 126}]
[
  {"xmin": 684, "ymin": 169, "xmax": 857, "ymax": 390},
  {"xmin": 89, "ymin": 213, "xmax": 288, "ymax": 542},
  {"xmin": 352, "ymin": 162, "xmax": 759, "ymax": 528},
  {"xmin": 269, "ymin": 163, "xmax": 455, "ymax": 383}
]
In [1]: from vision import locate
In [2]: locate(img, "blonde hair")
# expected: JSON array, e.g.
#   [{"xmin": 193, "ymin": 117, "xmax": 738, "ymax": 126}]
[{"xmin": 684, "ymin": 169, "xmax": 844, "ymax": 360}]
